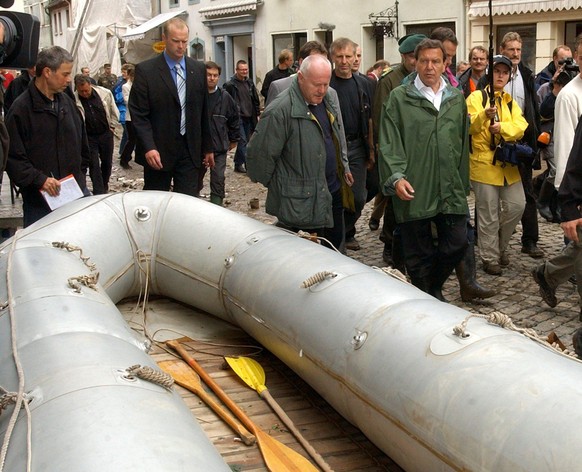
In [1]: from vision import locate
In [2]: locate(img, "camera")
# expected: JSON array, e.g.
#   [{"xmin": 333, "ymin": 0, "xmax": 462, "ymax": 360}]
[
  {"xmin": 0, "ymin": 0, "xmax": 40, "ymax": 69},
  {"xmin": 555, "ymin": 57, "xmax": 580, "ymax": 87}
]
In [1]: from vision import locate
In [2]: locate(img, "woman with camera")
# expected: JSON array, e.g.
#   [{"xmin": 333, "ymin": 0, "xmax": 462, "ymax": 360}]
[{"xmin": 467, "ymin": 55, "xmax": 529, "ymax": 275}]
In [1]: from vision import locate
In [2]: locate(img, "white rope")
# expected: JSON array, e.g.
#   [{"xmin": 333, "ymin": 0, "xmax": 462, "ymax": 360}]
[
  {"xmin": 52, "ymin": 241, "xmax": 99, "ymax": 292},
  {"xmin": 373, "ymin": 265, "xmax": 409, "ymax": 283},
  {"xmin": 0, "ymin": 231, "xmax": 33, "ymax": 472},
  {"xmin": 453, "ymin": 311, "xmax": 582, "ymax": 361},
  {"xmin": 301, "ymin": 271, "xmax": 337, "ymax": 288},
  {"xmin": 124, "ymin": 365, "xmax": 174, "ymax": 390}
]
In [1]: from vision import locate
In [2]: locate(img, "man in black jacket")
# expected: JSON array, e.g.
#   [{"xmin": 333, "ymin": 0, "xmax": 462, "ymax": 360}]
[
  {"xmin": 199, "ymin": 61, "xmax": 240, "ymax": 206},
  {"xmin": 6, "ymin": 46, "xmax": 90, "ymax": 227},
  {"xmin": 223, "ymin": 60, "xmax": 260, "ymax": 174},
  {"xmin": 500, "ymin": 32, "xmax": 543, "ymax": 258},
  {"xmin": 329, "ymin": 37, "xmax": 374, "ymax": 251}
]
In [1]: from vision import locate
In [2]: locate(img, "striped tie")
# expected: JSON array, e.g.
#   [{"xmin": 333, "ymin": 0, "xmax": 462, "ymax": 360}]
[{"xmin": 175, "ymin": 63, "xmax": 186, "ymax": 135}]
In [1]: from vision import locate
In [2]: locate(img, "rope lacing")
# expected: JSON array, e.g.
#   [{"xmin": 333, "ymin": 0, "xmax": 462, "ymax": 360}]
[
  {"xmin": 453, "ymin": 311, "xmax": 580, "ymax": 359},
  {"xmin": 373, "ymin": 266, "xmax": 408, "ymax": 283},
  {"xmin": 301, "ymin": 271, "xmax": 337, "ymax": 288},
  {"xmin": 52, "ymin": 241, "xmax": 99, "ymax": 292},
  {"xmin": 0, "ymin": 393, "xmax": 19, "ymax": 416},
  {"xmin": 124, "ymin": 365, "xmax": 174, "ymax": 390}
]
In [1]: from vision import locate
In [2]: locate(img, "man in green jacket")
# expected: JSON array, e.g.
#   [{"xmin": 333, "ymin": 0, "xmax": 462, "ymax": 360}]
[
  {"xmin": 378, "ymin": 38, "xmax": 470, "ymax": 300},
  {"xmin": 247, "ymin": 54, "xmax": 353, "ymax": 251}
]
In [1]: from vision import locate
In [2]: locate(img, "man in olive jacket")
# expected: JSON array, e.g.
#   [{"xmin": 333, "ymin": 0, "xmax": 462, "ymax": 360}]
[
  {"xmin": 379, "ymin": 39, "xmax": 469, "ymax": 300},
  {"xmin": 247, "ymin": 54, "xmax": 353, "ymax": 251}
]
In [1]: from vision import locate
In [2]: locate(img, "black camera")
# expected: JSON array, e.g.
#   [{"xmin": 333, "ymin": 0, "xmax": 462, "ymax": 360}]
[
  {"xmin": 555, "ymin": 57, "xmax": 580, "ymax": 87},
  {"xmin": 0, "ymin": 8, "xmax": 40, "ymax": 69}
]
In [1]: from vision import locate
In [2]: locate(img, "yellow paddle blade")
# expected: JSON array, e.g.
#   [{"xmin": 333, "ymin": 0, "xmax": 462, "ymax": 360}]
[
  {"xmin": 256, "ymin": 429, "xmax": 319, "ymax": 472},
  {"xmin": 225, "ymin": 356, "xmax": 268, "ymax": 394}
]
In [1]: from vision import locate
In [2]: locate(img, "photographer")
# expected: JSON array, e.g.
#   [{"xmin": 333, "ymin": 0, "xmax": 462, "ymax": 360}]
[
  {"xmin": 467, "ymin": 55, "xmax": 529, "ymax": 275},
  {"xmin": 534, "ymin": 45, "xmax": 573, "ymax": 90},
  {"xmin": 534, "ymin": 53, "xmax": 578, "ymax": 222}
]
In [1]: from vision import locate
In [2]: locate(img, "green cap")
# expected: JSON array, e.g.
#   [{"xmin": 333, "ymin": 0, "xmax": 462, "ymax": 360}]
[{"xmin": 398, "ymin": 34, "xmax": 427, "ymax": 54}]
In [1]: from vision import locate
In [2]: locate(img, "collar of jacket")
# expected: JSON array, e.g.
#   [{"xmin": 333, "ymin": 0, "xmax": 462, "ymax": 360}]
[
  {"xmin": 29, "ymin": 79, "xmax": 61, "ymax": 114},
  {"xmin": 403, "ymin": 74, "xmax": 458, "ymax": 106}
]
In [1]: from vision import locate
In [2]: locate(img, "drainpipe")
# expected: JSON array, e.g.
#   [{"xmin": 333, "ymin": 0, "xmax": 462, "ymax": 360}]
[{"xmin": 71, "ymin": 0, "xmax": 93, "ymax": 58}]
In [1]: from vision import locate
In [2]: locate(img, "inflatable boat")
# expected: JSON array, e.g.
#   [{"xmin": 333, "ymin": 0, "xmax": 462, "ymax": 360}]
[{"xmin": 1, "ymin": 191, "xmax": 581, "ymax": 471}]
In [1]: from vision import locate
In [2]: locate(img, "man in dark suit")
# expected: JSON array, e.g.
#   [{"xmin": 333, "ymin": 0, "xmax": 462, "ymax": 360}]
[{"xmin": 130, "ymin": 17, "xmax": 213, "ymax": 196}]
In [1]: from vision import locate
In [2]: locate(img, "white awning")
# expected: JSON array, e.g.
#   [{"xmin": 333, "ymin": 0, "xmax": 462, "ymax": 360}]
[
  {"xmin": 469, "ymin": 0, "xmax": 582, "ymax": 17},
  {"xmin": 122, "ymin": 10, "xmax": 188, "ymax": 41},
  {"xmin": 199, "ymin": 0, "xmax": 261, "ymax": 18}
]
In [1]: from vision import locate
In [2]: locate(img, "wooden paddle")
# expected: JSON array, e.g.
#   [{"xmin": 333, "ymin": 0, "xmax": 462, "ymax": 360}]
[
  {"xmin": 166, "ymin": 340, "xmax": 319, "ymax": 472},
  {"xmin": 225, "ymin": 356, "xmax": 334, "ymax": 472},
  {"xmin": 158, "ymin": 360, "xmax": 255, "ymax": 446}
]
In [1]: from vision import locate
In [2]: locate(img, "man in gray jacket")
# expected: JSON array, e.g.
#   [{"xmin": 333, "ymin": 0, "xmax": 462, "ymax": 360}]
[{"xmin": 247, "ymin": 54, "xmax": 353, "ymax": 251}]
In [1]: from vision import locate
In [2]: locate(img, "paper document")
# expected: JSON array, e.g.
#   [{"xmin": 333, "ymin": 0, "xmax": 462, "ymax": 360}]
[{"xmin": 40, "ymin": 174, "xmax": 84, "ymax": 210}]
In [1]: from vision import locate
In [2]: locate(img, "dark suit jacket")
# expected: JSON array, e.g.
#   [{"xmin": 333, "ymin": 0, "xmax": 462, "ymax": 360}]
[{"xmin": 129, "ymin": 53, "xmax": 212, "ymax": 171}]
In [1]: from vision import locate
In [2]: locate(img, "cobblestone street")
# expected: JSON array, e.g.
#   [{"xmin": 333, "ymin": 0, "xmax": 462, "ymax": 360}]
[{"xmin": 110, "ymin": 151, "xmax": 581, "ymax": 352}]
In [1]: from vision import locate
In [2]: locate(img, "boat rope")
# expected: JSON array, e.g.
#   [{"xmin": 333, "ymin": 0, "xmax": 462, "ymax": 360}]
[
  {"xmin": 453, "ymin": 311, "xmax": 580, "ymax": 360},
  {"xmin": 67, "ymin": 273, "xmax": 100, "ymax": 293},
  {"xmin": 1, "ymin": 232, "xmax": 33, "ymax": 472},
  {"xmin": 296, "ymin": 230, "xmax": 343, "ymax": 254},
  {"xmin": 0, "ymin": 392, "xmax": 17, "ymax": 415},
  {"xmin": 124, "ymin": 365, "xmax": 174, "ymax": 390},
  {"xmin": 301, "ymin": 271, "xmax": 337, "ymax": 288},
  {"xmin": 373, "ymin": 266, "xmax": 408, "ymax": 283},
  {"xmin": 52, "ymin": 241, "xmax": 97, "ymax": 271},
  {"xmin": 52, "ymin": 242, "xmax": 100, "ymax": 293}
]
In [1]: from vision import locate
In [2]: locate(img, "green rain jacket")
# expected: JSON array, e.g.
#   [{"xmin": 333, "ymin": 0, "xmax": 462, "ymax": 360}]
[{"xmin": 378, "ymin": 79, "xmax": 470, "ymax": 224}]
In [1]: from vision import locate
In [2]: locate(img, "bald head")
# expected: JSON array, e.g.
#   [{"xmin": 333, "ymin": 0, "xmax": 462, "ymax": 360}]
[{"xmin": 297, "ymin": 54, "xmax": 332, "ymax": 105}]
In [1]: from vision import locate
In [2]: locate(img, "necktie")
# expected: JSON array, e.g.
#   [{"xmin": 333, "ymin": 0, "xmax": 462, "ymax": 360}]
[{"xmin": 175, "ymin": 63, "xmax": 186, "ymax": 135}]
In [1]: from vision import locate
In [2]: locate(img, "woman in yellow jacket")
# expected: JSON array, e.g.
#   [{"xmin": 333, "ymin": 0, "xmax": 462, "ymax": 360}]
[{"xmin": 467, "ymin": 55, "xmax": 529, "ymax": 275}]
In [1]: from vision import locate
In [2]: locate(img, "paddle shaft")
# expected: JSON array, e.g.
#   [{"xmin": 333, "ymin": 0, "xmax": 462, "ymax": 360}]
[
  {"xmin": 166, "ymin": 340, "xmax": 319, "ymax": 472},
  {"xmin": 174, "ymin": 377, "xmax": 256, "ymax": 446},
  {"xmin": 261, "ymin": 390, "xmax": 334, "ymax": 472},
  {"xmin": 167, "ymin": 340, "xmax": 259, "ymax": 434}
]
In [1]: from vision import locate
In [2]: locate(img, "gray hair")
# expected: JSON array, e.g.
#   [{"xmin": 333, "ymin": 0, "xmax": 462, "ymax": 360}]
[
  {"xmin": 35, "ymin": 46, "xmax": 73, "ymax": 77},
  {"xmin": 74, "ymin": 74, "xmax": 92, "ymax": 87}
]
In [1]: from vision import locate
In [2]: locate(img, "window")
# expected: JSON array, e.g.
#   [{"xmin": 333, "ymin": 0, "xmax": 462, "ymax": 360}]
[
  {"xmin": 190, "ymin": 38, "xmax": 205, "ymax": 61},
  {"xmin": 271, "ymin": 33, "xmax": 307, "ymax": 69},
  {"xmin": 496, "ymin": 24, "xmax": 536, "ymax": 72},
  {"xmin": 188, "ymin": 0, "xmax": 200, "ymax": 4},
  {"xmin": 169, "ymin": 0, "xmax": 180, "ymax": 7},
  {"xmin": 406, "ymin": 22, "xmax": 457, "ymax": 70},
  {"xmin": 564, "ymin": 21, "xmax": 582, "ymax": 54}
]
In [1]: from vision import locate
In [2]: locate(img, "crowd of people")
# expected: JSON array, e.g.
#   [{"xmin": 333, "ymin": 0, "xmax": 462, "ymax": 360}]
[{"xmin": 1, "ymin": 18, "xmax": 582, "ymax": 320}]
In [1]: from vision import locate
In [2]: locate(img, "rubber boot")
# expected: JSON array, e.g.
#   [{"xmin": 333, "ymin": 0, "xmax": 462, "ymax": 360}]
[
  {"xmin": 456, "ymin": 242, "xmax": 496, "ymax": 302},
  {"xmin": 210, "ymin": 194, "xmax": 223, "ymax": 206},
  {"xmin": 536, "ymin": 180, "xmax": 556, "ymax": 222}
]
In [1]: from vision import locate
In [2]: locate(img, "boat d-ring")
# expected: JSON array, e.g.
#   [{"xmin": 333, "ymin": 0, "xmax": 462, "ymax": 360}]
[{"xmin": 134, "ymin": 207, "xmax": 151, "ymax": 222}]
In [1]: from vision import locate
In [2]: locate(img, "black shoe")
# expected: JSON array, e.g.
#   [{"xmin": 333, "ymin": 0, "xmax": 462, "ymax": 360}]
[
  {"xmin": 532, "ymin": 265, "xmax": 557, "ymax": 308},
  {"xmin": 569, "ymin": 274, "xmax": 577, "ymax": 285},
  {"xmin": 521, "ymin": 243, "xmax": 544, "ymax": 259},
  {"xmin": 382, "ymin": 244, "xmax": 393, "ymax": 265},
  {"xmin": 345, "ymin": 236, "xmax": 361, "ymax": 251},
  {"xmin": 120, "ymin": 161, "xmax": 132, "ymax": 170},
  {"xmin": 234, "ymin": 164, "xmax": 247, "ymax": 173},
  {"xmin": 368, "ymin": 218, "xmax": 380, "ymax": 231}
]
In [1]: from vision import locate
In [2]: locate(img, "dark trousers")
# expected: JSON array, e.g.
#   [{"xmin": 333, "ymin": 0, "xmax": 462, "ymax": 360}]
[
  {"xmin": 88, "ymin": 130, "xmax": 114, "ymax": 194},
  {"xmin": 144, "ymin": 147, "xmax": 200, "ymax": 197},
  {"xmin": 234, "ymin": 117, "xmax": 253, "ymax": 166},
  {"xmin": 400, "ymin": 214, "xmax": 467, "ymax": 293},
  {"xmin": 120, "ymin": 120, "xmax": 136, "ymax": 165},
  {"xmin": 198, "ymin": 150, "xmax": 227, "ymax": 198},
  {"xmin": 119, "ymin": 123, "xmax": 127, "ymax": 156},
  {"xmin": 21, "ymin": 187, "xmax": 51, "ymax": 228},
  {"xmin": 344, "ymin": 140, "xmax": 367, "ymax": 239},
  {"xmin": 276, "ymin": 189, "xmax": 345, "ymax": 252},
  {"xmin": 518, "ymin": 162, "xmax": 539, "ymax": 246}
]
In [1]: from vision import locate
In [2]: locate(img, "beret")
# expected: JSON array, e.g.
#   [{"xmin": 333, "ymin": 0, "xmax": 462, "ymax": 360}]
[{"xmin": 398, "ymin": 33, "xmax": 427, "ymax": 54}]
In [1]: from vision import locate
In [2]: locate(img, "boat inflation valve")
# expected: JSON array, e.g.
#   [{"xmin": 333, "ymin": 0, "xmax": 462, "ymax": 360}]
[
  {"xmin": 134, "ymin": 206, "xmax": 151, "ymax": 222},
  {"xmin": 351, "ymin": 330, "xmax": 368, "ymax": 350}
]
